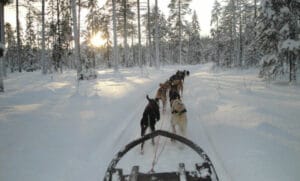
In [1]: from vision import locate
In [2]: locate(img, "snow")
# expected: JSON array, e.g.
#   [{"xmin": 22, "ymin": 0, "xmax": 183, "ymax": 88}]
[
  {"xmin": 1, "ymin": 64, "xmax": 300, "ymax": 181},
  {"xmin": 280, "ymin": 39, "xmax": 300, "ymax": 51}
]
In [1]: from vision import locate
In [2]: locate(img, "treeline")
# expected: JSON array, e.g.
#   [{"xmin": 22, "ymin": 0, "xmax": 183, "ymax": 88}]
[
  {"xmin": 2, "ymin": 0, "xmax": 202, "ymax": 76},
  {"xmin": 209, "ymin": 0, "xmax": 299, "ymax": 82},
  {"xmin": 2, "ymin": 0, "xmax": 300, "ymax": 82}
]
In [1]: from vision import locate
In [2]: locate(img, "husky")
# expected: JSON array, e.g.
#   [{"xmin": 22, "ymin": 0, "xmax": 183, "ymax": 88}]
[
  {"xmin": 155, "ymin": 80, "xmax": 171, "ymax": 112},
  {"xmin": 171, "ymin": 79, "xmax": 183, "ymax": 97},
  {"xmin": 170, "ymin": 98, "xmax": 187, "ymax": 139},
  {"xmin": 140, "ymin": 95, "xmax": 160, "ymax": 152},
  {"xmin": 169, "ymin": 70, "xmax": 190, "ymax": 97},
  {"xmin": 169, "ymin": 83, "xmax": 181, "ymax": 108}
]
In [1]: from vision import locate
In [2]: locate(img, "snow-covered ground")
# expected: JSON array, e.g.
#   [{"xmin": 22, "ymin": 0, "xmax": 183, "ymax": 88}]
[{"xmin": 0, "ymin": 64, "xmax": 300, "ymax": 181}]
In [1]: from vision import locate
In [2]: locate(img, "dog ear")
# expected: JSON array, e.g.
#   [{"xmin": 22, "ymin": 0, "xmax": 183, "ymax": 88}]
[
  {"xmin": 146, "ymin": 95, "xmax": 150, "ymax": 101},
  {"xmin": 186, "ymin": 70, "xmax": 190, "ymax": 76}
]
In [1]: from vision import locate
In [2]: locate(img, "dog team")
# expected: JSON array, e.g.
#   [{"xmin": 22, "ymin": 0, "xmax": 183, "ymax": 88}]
[{"xmin": 140, "ymin": 70, "xmax": 190, "ymax": 151}]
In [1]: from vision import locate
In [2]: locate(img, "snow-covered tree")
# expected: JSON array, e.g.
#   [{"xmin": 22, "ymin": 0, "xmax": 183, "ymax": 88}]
[
  {"xmin": 210, "ymin": 0, "xmax": 222, "ymax": 66},
  {"xmin": 98, "ymin": 7, "xmax": 112, "ymax": 67},
  {"xmin": 0, "ymin": 43, "xmax": 4, "ymax": 92},
  {"xmin": 187, "ymin": 10, "xmax": 201, "ymax": 64},
  {"xmin": 257, "ymin": 0, "xmax": 300, "ymax": 82},
  {"xmin": 82, "ymin": 0, "xmax": 101, "ymax": 78},
  {"xmin": 0, "ymin": 0, "xmax": 12, "ymax": 91},
  {"xmin": 3, "ymin": 23, "xmax": 16, "ymax": 73},
  {"xmin": 112, "ymin": 0, "xmax": 119, "ymax": 71},
  {"xmin": 70, "ymin": 0, "xmax": 81, "ymax": 80},
  {"xmin": 23, "ymin": 1, "xmax": 39, "ymax": 72},
  {"xmin": 154, "ymin": 0, "xmax": 160, "ymax": 68},
  {"xmin": 118, "ymin": 0, "xmax": 135, "ymax": 66},
  {"xmin": 168, "ymin": 0, "xmax": 192, "ymax": 64},
  {"xmin": 41, "ymin": 0, "xmax": 47, "ymax": 74}
]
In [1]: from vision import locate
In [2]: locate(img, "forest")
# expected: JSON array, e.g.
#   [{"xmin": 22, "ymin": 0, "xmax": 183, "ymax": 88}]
[
  {"xmin": 0, "ymin": 0, "xmax": 299, "ymax": 92},
  {"xmin": 0, "ymin": 1, "xmax": 300, "ymax": 180}
]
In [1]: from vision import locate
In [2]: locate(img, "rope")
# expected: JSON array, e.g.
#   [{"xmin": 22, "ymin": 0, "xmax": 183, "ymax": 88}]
[
  {"xmin": 149, "ymin": 113, "xmax": 172, "ymax": 173},
  {"xmin": 153, "ymin": 125, "xmax": 172, "ymax": 165}
]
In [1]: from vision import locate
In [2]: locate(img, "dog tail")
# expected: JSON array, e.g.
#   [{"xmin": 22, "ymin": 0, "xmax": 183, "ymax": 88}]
[{"xmin": 146, "ymin": 95, "xmax": 150, "ymax": 101}]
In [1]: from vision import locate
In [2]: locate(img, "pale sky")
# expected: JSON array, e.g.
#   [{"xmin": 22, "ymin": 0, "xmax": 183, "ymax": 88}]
[{"xmin": 4, "ymin": 0, "xmax": 213, "ymax": 37}]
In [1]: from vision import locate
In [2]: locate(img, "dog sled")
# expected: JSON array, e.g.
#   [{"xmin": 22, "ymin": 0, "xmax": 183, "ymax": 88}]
[{"xmin": 103, "ymin": 130, "xmax": 219, "ymax": 181}]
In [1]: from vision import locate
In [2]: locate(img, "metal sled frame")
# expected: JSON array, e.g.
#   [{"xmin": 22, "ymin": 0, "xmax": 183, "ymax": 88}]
[{"xmin": 103, "ymin": 130, "xmax": 219, "ymax": 181}]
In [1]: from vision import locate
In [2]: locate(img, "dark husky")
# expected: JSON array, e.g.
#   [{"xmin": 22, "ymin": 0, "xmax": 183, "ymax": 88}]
[
  {"xmin": 140, "ymin": 95, "xmax": 160, "ymax": 152},
  {"xmin": 169, "ymin": 70, "xmax": 190, "ymax": 83}
]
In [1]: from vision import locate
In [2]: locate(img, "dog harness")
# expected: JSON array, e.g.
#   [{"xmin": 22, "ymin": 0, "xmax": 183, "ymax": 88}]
[{"xmin": 172, "ymin": 109, "xmax": 187, "ymax": 115}]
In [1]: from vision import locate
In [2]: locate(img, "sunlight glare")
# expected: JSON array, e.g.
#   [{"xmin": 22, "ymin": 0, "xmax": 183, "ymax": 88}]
[{"xmin": 90, "ymin": 32, "xmax": 106, "ymax": 47}]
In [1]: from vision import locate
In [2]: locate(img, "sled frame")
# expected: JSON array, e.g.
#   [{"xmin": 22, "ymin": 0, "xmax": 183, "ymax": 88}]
[{"xmin": 103, "ymin": 130, "xmax": 219, "ymax": 181}]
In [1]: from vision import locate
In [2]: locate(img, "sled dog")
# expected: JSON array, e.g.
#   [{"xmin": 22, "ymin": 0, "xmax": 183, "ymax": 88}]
[
  {"xmin": 155, "ymin": 80, "xmax": 171, "ymax": 112},
  {"xmin": 169, "ymin": 83, "xmax": 181, "ymax": 108},
  {"xmin": 171, "ymin": 98, "xmax": 187, "ymax": 138},
  {"xmin": 140, "ymin": 95, "xmax": 160, "ymax": 152}
]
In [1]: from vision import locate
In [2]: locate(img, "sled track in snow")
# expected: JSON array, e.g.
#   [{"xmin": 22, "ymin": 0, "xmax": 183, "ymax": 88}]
[
  {"xmin": 197, "ymin": 73, "xmax": 234, "ymax": 181},
  {"xmin": 100, "ymin": 73, "xmax": 170, "ymax": 159},
  {"xmin": 183, "ymin": 71, "xmax": 234, "ymax": 181}
]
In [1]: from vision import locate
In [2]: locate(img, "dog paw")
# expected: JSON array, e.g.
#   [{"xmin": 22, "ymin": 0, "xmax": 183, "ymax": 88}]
[{"xmin": 140, "ymin": 150, "xmax": 144, "ymax": 155}]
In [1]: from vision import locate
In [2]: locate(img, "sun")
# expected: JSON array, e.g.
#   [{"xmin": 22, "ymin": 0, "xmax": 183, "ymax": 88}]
[{"xmin": 90, "ymin": 32, "xmax": 106, "ymax": 47}]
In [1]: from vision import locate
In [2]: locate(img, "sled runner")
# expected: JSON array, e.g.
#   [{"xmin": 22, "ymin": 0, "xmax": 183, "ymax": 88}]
[{"xmin": 103, "ymin": 130, "xmax": 219, "ymax": 181}]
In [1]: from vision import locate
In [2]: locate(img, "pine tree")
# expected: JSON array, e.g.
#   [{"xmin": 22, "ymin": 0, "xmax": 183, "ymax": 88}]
[
  {"xmin": 118, "ymin": 0, "xmax": 135, "ymax": 66},
  {"xmin": 137, "ymin": 0, "xmax": 142, "ymax": 68},
  {"xmin": 257, "ymin": 0, "xmax": 300, "ymax": 82},
  {"xmin": 154, "ymin": 0, "xmax": 160, "ymax": 68},
  {"xmin": 0, "ymin": 0, "xmax": 13, "ymax": 92},
  {"xmin": 168, "ymin": 0, "xmax": 192, "ymax": 64},
  {"xmin": 84, "ymin": 0, "xmax": 101, "ymax": 78},
  {"xmin": 4, "ymin": 23, "xmax": 17, "ymax": 73},
  {"xmin": 243, "ymin": 0, "xmax": 260, "ymax": 66},
  {"xmin": 188, "ymin": 10, "xmax": 201, "ymax": 64},
  {"xmin": 24, "ymin": 1, "xmax": 38, "ymax": 72},
  {"xmin": 71, "ymin": 0, "xmax": 81, "ymax": 80},
  {"xmin": 210, "ymin": 0, "xmax": 222, "ymax": 66},
  {"xmin": 146, "ymin": 6, "xmax": 168, "ymax": 64},
  {"xmin": 98, "ymin": 7, "xmax": 112, "ymax": 67},
  {"xmin": 41, "ymin": 0, "xmax": 47, "ymax": 74}
]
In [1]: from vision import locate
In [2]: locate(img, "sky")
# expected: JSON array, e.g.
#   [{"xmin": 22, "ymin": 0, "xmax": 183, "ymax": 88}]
[{"xmin": 4, "ymin": 0, "xmax": 214, "ymax": 37}]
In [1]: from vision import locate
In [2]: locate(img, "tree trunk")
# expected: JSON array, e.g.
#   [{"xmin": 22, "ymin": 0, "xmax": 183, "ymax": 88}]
[
  {"xmin": 42, "ymin": 0, "xmax": 47, "ymax": 74},
  {"xmin": 0, "ymin": 3, "xmax": 4, "ymax": 43},
  {"xmin": 78, "ymin": 0, "xmax": 81, "ymax": 67},
  {"xmin": 289, "ymin": 52, "xmax": 296, "ymax": 82},
  {"xmin": 137, "ymin": 0, "xmax": 142, "ymax": 68},
  {"xmin": 154, "ymin": 0, "xmax": 160, "ymax": 68},
  {"xmin": 112, "ymin": 0, "xmax": 119, "ymax": 71},
  {"xmin": 16, "ymin": 0, "xmax": 21, "ymax": 72},
  {"xmin": 238, "ymin": 0, "xmax": 242, "ymax": 66},
  {"xmin": 178, "ymin": 0, "xmax": 182, "ymax": 64},
  {"xmin": 147, "ymin": 0, "xmax": 151, "ymax": 66},
  {"xmin": 70, "ymin": 0, "xmax": 81, "ymax": 79},
  {"xmin": 0, "ymin": 3, "xmax": 5, "ymax": 92},
  {"xmin": 254, "ymin": 0, "xmax": 257, "ymax": 20},
  {"xmin": 57, "ymin": 0, "xmax": 63, "ymax": 73},
  {"xmin": 123, "ymin": 0, "xmax": 128, "ymax": 67}
]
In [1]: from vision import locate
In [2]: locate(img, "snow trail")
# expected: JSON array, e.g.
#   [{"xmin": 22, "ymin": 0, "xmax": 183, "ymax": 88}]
[{"xmin": 1, "ymin": 64, "xmax": 300, "ymax": 181}]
